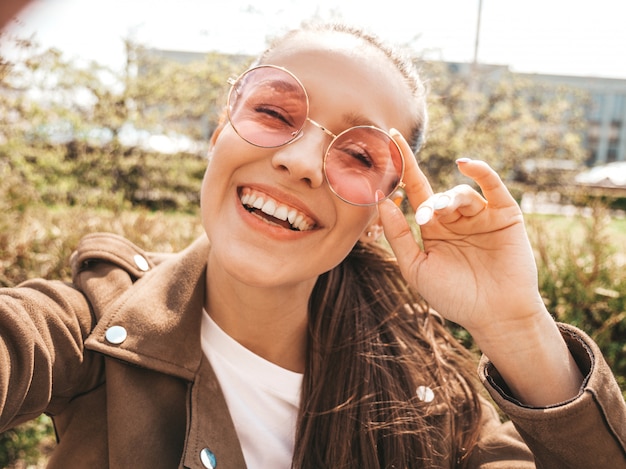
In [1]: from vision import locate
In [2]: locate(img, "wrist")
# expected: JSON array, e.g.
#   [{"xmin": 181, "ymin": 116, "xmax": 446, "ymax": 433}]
[
  {"xmin": 471, "ymin": 310, "xmax": 584, "ymax": 406},
  {"xmin": 469, "ymin": 304, "xmax": 552, "ymax": 354}
]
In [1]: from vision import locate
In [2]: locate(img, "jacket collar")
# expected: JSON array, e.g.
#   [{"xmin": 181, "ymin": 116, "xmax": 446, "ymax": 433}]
[{"xmin": 84, "ymin": 235, "xmax": 211, "ymax": 381}]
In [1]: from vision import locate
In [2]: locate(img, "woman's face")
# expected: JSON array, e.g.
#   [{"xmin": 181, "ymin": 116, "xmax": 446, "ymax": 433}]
[{"xmin": 201, "ymin": 31, "xmax": 416, "ymax": 288}]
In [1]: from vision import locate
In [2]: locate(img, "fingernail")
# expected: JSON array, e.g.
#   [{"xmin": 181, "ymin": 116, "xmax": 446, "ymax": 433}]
[
  {"xmin": 456, "ymin": 157, "xmax": 471, "ymax": 164},
  {"xmin": 391, "ymin": 190, "xmax": 404, "ymax": 207},
  {"xmin": 375, "ymin": 189, "xmax": 385, "ymax": 203},
  {"xmin": 415, "ymin": 206, "xmax": 433, "ymax": 225},
  {"xmin": 434, "ymin": 194, "xmax": 450, "ymax": 210}
]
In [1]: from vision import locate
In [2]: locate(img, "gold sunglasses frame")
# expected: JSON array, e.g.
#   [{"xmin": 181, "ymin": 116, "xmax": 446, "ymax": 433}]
[{"xmin": 226, "ymin": 64, "xmax": 405, "ymax": 206}]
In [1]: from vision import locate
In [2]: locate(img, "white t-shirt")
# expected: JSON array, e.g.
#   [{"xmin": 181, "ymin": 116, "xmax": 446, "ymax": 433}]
[{"xmin": 201, "ymin": 311, "xmax": 303, "ymax": 469}]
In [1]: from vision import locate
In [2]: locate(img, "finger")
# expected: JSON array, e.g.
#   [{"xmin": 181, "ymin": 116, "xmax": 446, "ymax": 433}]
[
  {"xmin": 391, "ymin": 129, "xmax": 433, "ymax": 210},
  {"xmin": 436, "ymin": 185, "xmax": 487, "ymax": 219},
  {"xmin": 456, "ymin": 158, "xmax": 517, "ymax": 208},
  {"xmin": 414, "ymin": 186, "xmax": 486, "ymax": 226},
  {"xmin": 377, "ymin": 197, "xmax": 424, "ymax": 279}
]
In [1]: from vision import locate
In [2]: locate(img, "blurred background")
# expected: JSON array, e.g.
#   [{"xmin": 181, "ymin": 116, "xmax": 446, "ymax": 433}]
[
  {"xmin": 1, "ymin": 1, "xmax": 626, "ymax": 467},
  {"xmin": 8, "ymin": 0, "xmax": 626, "ymax": 78}
]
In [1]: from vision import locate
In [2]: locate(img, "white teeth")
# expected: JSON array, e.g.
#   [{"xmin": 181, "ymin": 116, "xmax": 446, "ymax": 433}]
[
  {"xmin": 261, "ymin": 199, "xmax": 276, "ymax": 216},
  {"xmin": 287, "ymin": 209, "xmax": 298, "ymax": 224},
  {"xmin": 240, "ymin": 189, "xmax": 314, "ymax": 231},
  {"xmin": 252, "ymin": 196, "xmax": 264, "ymax": 209},
  {"xmin": 274, "ymin": 205, "xmax": 289, "ymax": 221}
]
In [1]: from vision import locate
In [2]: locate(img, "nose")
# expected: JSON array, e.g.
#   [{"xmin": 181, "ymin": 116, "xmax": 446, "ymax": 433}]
[{"xmin": 271, "ymin": 123, "xmax": 328, "ymax": 189}]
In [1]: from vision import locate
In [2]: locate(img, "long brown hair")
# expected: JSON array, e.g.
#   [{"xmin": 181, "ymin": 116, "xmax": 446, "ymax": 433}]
[
  {"xmin": 262, "ymin": 23, "xmax": 483, "ymax": 468},
  {"xmin": 295, "ymin": 242, "xmax": 482, "ymax": 468}
]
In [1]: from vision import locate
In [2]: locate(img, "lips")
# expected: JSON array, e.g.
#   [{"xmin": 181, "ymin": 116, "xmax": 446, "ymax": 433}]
[{"xmin": 239, "ymin": 187, "xmax": 317, "ymax": 231}]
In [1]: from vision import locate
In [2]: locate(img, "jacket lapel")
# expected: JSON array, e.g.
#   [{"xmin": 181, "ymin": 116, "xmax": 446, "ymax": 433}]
[{"xmin": 82, "ymin": 235, "xmax": 211, "ymax": 381}]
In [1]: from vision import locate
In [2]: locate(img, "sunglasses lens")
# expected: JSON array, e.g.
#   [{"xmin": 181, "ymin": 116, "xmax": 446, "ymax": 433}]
[
  {"xmin": 227, "ymin": 66, "xmax": 308, "ymax": 147},
  {"xmin": 324, "ymin": 127, "xmax": 404, "ymax": 205}
]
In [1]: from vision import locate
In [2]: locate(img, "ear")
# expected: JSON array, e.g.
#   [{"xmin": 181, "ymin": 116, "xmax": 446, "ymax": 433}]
[
  {"xmin": 206, "ymin": 112, "xmax": 227, "ymax": 159},
  {"xmin": 359, "ymin": 191, "xmax": 404, "ymax": 243},
  {"xmin": 359, "ymin": 217, "xmax": 384, "ymax": 243},
  {"xmin": 209, "ymin": 121, "xmax": 225, "ymax": 147}
]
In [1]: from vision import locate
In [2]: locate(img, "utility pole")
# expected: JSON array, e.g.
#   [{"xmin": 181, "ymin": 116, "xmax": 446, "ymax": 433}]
[
  {"xmin": 473, "ymin": 0, "xmax": 482, "ymax": 66},
  {"xmin": 467, "ymin": 0, "xmax": 483, "ymax": 126}
]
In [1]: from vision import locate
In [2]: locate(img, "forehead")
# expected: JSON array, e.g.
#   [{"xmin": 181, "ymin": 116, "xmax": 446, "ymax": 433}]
[
  {"xmin": 261, "ymin": 31, "xmax": 416, "ymax": 132},
  {"xmin": 263, "ymin": 30, "xmax": 403, "ymax": 89}
]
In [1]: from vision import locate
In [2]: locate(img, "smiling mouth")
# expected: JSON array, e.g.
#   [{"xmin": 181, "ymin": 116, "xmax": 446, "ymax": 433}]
[{"xmin": 239, "ymin": 188, "xmax": 317, "ymax": 232}]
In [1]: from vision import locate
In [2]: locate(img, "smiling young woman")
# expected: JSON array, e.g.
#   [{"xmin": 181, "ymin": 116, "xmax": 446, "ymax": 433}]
[{"xmin": 0, "ymin": 21, "xmax": 625, "ymax": 469}]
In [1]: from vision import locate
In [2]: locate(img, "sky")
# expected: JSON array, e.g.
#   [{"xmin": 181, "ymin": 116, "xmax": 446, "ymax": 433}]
[{"xmin": 4, "ymin": 0, "xmax": 626, "ymax": 79}]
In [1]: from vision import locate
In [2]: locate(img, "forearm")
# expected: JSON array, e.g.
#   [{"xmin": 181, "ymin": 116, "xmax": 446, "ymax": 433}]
[
  {"xmin": 472, "ymin": 309, "xmax": 584, "ymax": 407},
  {"xmin": 479, "ymin": 323, "xmax": 626, "ymax": 468},
  {"xmin": 0, "ymin": 280, "xmax": 93, "ymax": 430}
]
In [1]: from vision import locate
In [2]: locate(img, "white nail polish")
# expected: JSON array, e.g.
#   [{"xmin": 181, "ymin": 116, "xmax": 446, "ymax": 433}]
[
  {"xmin": 415, "ymin": 206, "xmax": 432, "ymax": 225},
  {"xmin": 434, "ymin": 195, "xmax": 451, "ymax": 210}
]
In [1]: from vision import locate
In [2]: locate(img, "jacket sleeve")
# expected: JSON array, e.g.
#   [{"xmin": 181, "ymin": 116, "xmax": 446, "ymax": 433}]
[
  {"xmin": 476, "ymin": 323, "xmax": 626, "ymax": 468},
  {"xmin": 0, "ymin": 279, "xmax": 102, "ymax": 432}
]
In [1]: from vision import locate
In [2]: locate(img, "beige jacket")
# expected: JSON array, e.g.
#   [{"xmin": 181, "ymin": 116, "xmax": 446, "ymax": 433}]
[{"xmin": 0, "ymin": 232, "xmax": 625, "ymax": 468}]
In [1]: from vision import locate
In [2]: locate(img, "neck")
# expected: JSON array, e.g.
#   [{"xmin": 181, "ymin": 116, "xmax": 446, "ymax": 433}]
[{"xmin": 204, "ymin": 254, "xmax": 315, "ymax": 373}]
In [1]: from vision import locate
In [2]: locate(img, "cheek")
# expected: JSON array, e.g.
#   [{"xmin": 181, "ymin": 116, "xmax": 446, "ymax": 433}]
[
  {"xmin": 200, "ymin": 134, "xmax": 240, "ymax": 210},
  {"xmin": 200, "ymin": 156, "xmax": 229, "ymax": 237},
  {"xmin": 319, "ymin": 210, "xmax": 375, "ymax": 272},
  {"xmin": 334, "ymin": 204, "xmax": 378, "ymax": 243},
  {"xmin": 199, "ymin": 167, "xmax": 215, "ymax": 235}
]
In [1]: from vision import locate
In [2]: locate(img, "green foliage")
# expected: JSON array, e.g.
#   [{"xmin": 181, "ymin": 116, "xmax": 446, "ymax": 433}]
[
  {"xmin": 0, "ymin": 416, "xmax": 55, "ymax": 468},
  {"xmin": 0, "ymin": 204, "xmax": 204, "ymax": 288},
  {"xmin": 129, "ymin": 46, "xmax": 250, "ymax": 140},
  {"xmin": 2, "ymin": 140, "xmax": 207, "ymax": 212},
  {"xmin": 1, "ymin": 34, "xmax": 247, "ymax": 144},
  {"xmin": 527, "ymin": 209, "xmax": 626, "ymax": 398},
  {"xmin": 419, "ymin": 61, "xmax": 588, "ymax": 190}
]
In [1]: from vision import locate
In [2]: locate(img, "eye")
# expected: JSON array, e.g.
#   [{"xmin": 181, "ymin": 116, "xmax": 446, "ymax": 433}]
[
  {"xmin": 343, "ymin": 146, "xmax": 374, "ymax": 168},
  {"xmin": 253, "ymin": 104, "xmax": 295, "ymax": 128},
  {"xmin": 332, "ymin": 140, "xmax": 375, "ymax": 169}
]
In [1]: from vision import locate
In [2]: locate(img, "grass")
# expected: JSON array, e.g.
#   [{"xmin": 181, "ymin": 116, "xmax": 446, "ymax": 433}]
[
  {"xmin": 1, "ymin": 205, "xmax": 204, "ymax": 287},
  {"xmin": 525, "ymin": 211, "xmax": 626, "ymax": 260}
]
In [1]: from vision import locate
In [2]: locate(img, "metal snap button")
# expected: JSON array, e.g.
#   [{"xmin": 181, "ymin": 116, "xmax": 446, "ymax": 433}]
[
  {"xmin": 200, "ymin": 448, "xmax": 217, "ymax": 468},
  {"xmin": 105, "ymin": 325, "xmax": 128, "ymax": 345},
  {"xmin": 133, "ymin": 254, "xmax": 150, "ymax": 272},
  {"xmin": 416, "ymin": 385, "xmax": 435, "ymax": 403}
]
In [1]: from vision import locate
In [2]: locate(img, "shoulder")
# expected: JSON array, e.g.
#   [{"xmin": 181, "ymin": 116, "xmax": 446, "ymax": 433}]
[
  {"xmin": 70, "ymin": 232, "xmax": 174, "ymax": 282},
  {"xmin": 68, "ymin": 232, "xmax": 182, "ymax": 318},
  {"xmin": 69, "ymin": 232, "xmax": 209, "ymax": 316}
]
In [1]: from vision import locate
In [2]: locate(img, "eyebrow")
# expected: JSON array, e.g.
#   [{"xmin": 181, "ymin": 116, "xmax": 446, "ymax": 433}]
[
  {"xmin": 257, "ymin": 77, "xmax": 382, "ymax": 129},
  {"xmin": 262, "ymin": 78, "xmax": 302, "ymax": 95},
  {"xmin": 342, "ymin": 111, "xmax": 380, "ymax": 129}
]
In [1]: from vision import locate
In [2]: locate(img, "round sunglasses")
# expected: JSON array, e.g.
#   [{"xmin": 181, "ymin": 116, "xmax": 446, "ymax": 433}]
[{"xmin": 226, "ymin": 65, "xmax": 405, "ymax": 206}]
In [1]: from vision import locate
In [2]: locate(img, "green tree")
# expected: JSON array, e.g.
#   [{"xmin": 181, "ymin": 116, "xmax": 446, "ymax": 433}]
[
  {"xmin": 0, "ymin": 35, "xmax": 249, "ymax": 212},
  {"xmin": 128, "ymin": 43, "xmax": 250, "ymax": 140},
  {"xmin": 418, "ymin": 61, "xmax": 588, "ymax": 191}
]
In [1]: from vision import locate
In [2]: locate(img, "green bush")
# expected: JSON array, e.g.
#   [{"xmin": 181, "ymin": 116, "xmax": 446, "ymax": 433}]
[
  {"xmin": 527, "ymin": 208, "xmax": 626, "ymax": 397},
  {"xmin": 0, "ymin": 416, "xmax": 55, "ymax": 468},
  {"xmin": 2, "ymin": 141, "xmax": 207, "ymax": 214}
]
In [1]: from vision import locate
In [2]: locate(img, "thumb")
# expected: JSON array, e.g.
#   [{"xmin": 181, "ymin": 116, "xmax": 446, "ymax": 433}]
[{"xmin": 378, "ymin": 197, "xmax": 423, "ymax": 281}]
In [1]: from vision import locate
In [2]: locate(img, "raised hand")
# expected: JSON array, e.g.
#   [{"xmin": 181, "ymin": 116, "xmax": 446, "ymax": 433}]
[
  {"xmin": 378, "ymin": 130, "xmax": 583, "ymax": 406},
  {"xmin": 379, "ymin": 133, "xmax": 543, "ymax": 335}
]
